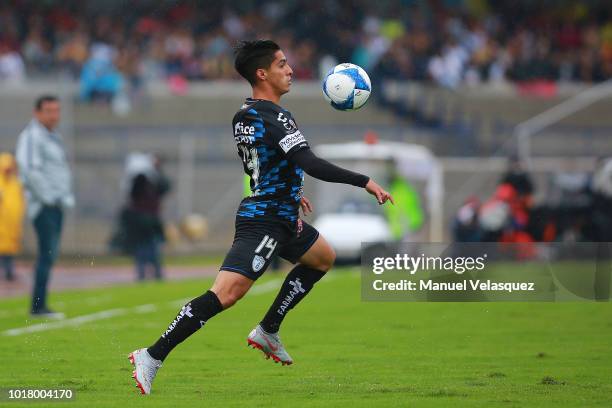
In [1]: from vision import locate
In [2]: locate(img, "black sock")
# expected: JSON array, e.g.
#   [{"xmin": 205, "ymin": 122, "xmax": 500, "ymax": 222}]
[
  {"xmin": 147, "ymin": 290, "xmax": 223, "ymax": 361},
  {"xmin": 260, "ymin": 265, "xmax": 326, "ymax": 334}
]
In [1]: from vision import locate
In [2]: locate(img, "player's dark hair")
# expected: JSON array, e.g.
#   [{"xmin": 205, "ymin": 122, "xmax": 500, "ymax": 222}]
[
  {"xmin": 35, "ymin": 95, "xmax": 59, "ymax": 111},
  {"xmin": 234, "ymin": 40, "xmax": 280, "ymax": 85}
]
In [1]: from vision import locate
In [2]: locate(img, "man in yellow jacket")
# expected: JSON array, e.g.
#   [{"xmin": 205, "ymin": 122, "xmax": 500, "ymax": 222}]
[{"xmin": 0, "ymin": 153, "xmax": 25, "ymax": 281}]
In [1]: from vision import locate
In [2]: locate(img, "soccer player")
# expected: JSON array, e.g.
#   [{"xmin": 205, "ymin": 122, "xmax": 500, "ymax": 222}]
[{"xmin": 129, "ymin": 40, "xmax": 394, "ymax": 395}]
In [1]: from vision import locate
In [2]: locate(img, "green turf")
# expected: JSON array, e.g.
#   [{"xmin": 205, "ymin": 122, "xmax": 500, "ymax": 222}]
[
  {"xmin": 0, "ymin": 268, "xmax": 611, "ymax": 407},
  {"xmin": 47, "ymin": 253, "xmax": 226, "ymax": 268}
]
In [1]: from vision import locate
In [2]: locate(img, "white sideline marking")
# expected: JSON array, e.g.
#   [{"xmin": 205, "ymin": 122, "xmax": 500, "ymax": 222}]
[
  {"xmin": 170, "ymin": 297, "xmax": 194, "ymax": 307},
  {"xmin": 0, "ymin": 294, "xmax": 117, "ymax": 320},
  {"xmin": 3, "ymin": 309, "xmax": 126, "ymax": 336},
  {"xmin": 248, "ymin": 278, "xmax": 282, "ymax": 295},
  {"xmin": 133, "ymin": 304, "xmax": 157, "ymax": 314},
  {"xmin": 1, "ymin": 278, "xmax": 284, "ymax": 337}
]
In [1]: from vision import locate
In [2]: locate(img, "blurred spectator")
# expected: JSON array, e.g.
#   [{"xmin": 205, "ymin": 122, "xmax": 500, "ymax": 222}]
[
  {"xmin": 79, "ymin": 43, "xmax": 123, "ymax": 102},
  {"xmin": 56, "ymin": 30, "xmax": 89, "ymax": 78},
  {"xmin": 125, "ymin": 174, "xmax": 165, "ymax": 281},
  {"xmin": 586, "ymin": 157, "xmax": 612, "ymax": 242},
  {"xmin": 0, "ymin": 43, "xmax": 25, "ymax": 82},
  {"xmin": 478, "ymin": 183, "xmax": 531, "ymax": 243},
  {"xmin": 113, "ymin": 154, "xmax": 171, "ymax": 281},
  {"xmin": 453, "ymin": 196, "xmax": 481, "ymax": 242},
  {"xmin": 0, "ymin": 153, "xmax": 25, "ymax": 282},
  {"xmin": 21, "ymin": 22, "xmax": 54, "ymax": 75},
  {"xmin": 456, "ymin": 156, "xmax": 535, "ymax": 244},
  {"xmin": 384, "ymin": 174, "xmax": 424, "ymax": 240},
  {"xmin": 500, "ymin": 156, "xmax": 534, "ymax": 203},
  {"xmin": 428, "ymin": 38, "xmax": 470, "ymax": 89},
  {"xmin": 15, "ymin": 95, "xmax": 74, "ymax": 318}
]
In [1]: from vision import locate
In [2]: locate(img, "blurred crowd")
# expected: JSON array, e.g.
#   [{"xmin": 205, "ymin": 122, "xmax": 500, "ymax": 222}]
[
  {"xmin": 0, "ymin": 0, "xmax": 611, "ymax": 94},
  {"xmin": 453, "ymin": 156, "xmax": 612, "ymax": 246}
]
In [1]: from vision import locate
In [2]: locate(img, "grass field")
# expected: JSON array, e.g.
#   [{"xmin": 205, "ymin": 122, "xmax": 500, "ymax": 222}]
[{"xmin": 0, "ymin": 267, "xmax": 611, "ymax": 407}]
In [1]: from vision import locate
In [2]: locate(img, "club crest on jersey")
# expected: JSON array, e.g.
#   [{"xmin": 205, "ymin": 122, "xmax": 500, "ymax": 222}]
[
  {"xmin": 252, "ymin": 255, "xmax": 266, "ymax": 272},
  {"xmin": 284, "ymin": 119, "xmax": 297, "ymax": 131},
  {"xmin": 277, "ymin": 112, "xmax": 297, "ymax": 131}
]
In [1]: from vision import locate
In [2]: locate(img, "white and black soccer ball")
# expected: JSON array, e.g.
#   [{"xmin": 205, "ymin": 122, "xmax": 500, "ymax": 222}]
[{"xmin": 322, "ymin": 63, "xmax": 371, "ymax": 111}]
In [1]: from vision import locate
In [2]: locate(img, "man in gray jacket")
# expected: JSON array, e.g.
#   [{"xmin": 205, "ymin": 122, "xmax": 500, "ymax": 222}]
[{"xmin": 16, "ymin": 95, "xmax": 74, "ymax": 318}]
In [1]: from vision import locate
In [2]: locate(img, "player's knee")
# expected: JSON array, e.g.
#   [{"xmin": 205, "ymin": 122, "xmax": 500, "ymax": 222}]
[
  {"xmin": 220, "ymin": 295, "xmax": 238, "ymax": 309},
  {"xmin": 317, "ymin": 246, "xmax": 336, "ymax": 272},
  {"xmin": 212, "ymin": 287, "xmax": 245, "ymax": 309},
  {"xmin": 326, "ymin": 247, "xmax": 336, "ymax": 270},
  {"xmin": 215, "ymin": 287, "xmax": 247, "ymax": 309}
]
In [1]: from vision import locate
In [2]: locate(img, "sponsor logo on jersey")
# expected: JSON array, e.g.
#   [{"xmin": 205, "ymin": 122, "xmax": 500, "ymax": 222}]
[
  {"xmin": 278, "ymin": 130, "xmax": 306, "ymax": 153},
  {"xmin": 252, "ymin": 255, "xmax": 266, "ymax": 272},
  {"xmin": 234, "ymin": 122, "xmax": 257, "ymax": 143},
  {"xmin": 235, "ymin": 121, "xmax": 255, "ymax": 135}
]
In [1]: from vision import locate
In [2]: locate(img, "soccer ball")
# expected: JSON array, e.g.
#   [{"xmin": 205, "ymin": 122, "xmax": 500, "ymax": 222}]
[{"xmin": 322, "ymin": 63, "xmax": 371, "ymax": 111}]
